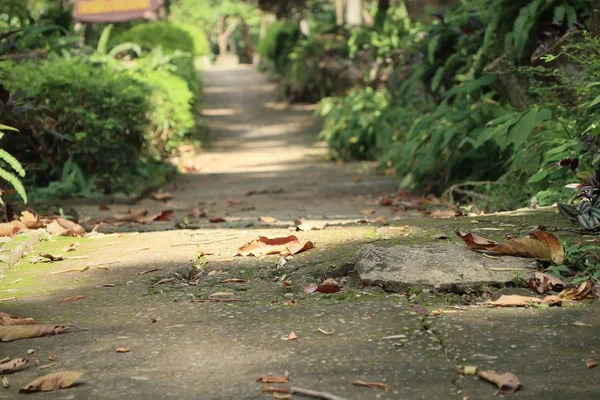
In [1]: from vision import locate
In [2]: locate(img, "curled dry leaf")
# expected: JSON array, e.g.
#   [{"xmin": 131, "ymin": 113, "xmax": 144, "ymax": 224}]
[
  {"xmin": 317, "ymin": 328, "xmax": 334, "ymax": 335},
  {"xmin": 316, "ymin": 278, "xmax": 341, "ymax": 294},
  {"xmin": 256, "ymin": 376, "xmax": 289, "ymax": 383},
  {"xmin": 528, "ymin": 272, "xmax": 565, "ymax": 294},
  {"xmin": 352, "ymin": 380, "xmax": 391, "ymax": 391},
  {"xmin": 282, "ymin": 331, "xmax": 297, "ymax": 341},
  {"xmin": 0, "ymin": 311, "xmax": 36, "ymax": 326},
  {"xmin": 237, "ymin": 236, "xmax": 314, "ymax": 257},
  {"xmin": 146, "ymin": 210, "xmax": 175, "ymax": 222},
  {"xmin": 115, "ymin": 348, "xmax": 130, "ymax": 353},
  {"xmin": 220, "ymin": 278, "xmax": 246, "ymax": 283},
  {"xmin": 48, "ymin": 354, "xmax": 56, "ymax": 361},
  {"xmin": 487, "ymin": 295, "xmax": 562, "ymax": 307},
  {"xmin": 559, "ymin": 280, "xmax": 594, "ymax": 301},
  {"xmin": 46, "ymin": 218, "xmax": 85, "ymax": 237},
  {"xmin": 0, "ymin": 220, "xmax": 27, "ymax": 237},
  {"xmin": 476, "ymin": 369, "xmax": 521, "ymax": 394},
  {"xmin": 20, "ymin": 210, "xmax": 44, "ymax": 229},
  {"xmin": 208, "ymin": 217, "xmax": 226, "ymax": 223},
  {"xmin": 0, "ymin": 325, "xmax": 70, "ymax": 342},
  {"xmin": 259, "ymin": 216, "xmax": 278, "ymax": 224},
  {"xmin": 0, "ymin": 358, "xmax": 30, "ymax": 373},
  {"xmin": 19, "ymin": 371, "xmax": 83, "ymax": 393},
  {"xmin": 57, "ymin": 296, "xmax": 85, "ymax": 304},
  {"xmin": 303, "ymin": 283, "xmax": 318, "ymax": 294},
  {"xmin": 586, "ymin": 358, "xmax": 598, "ymax": 369},
  {"xmin": 456, "ymin": 230, "xmax": 564, "ymax": 264}
]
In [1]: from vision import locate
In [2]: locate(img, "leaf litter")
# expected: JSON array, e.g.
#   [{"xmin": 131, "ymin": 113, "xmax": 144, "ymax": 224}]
[
  {"xmin": 20, "ymin": 371, "xmax": 83, "ymax": 393},
  {"xmin": 237, "ymin": 235, "xmax": 314, "ymax": 257}
]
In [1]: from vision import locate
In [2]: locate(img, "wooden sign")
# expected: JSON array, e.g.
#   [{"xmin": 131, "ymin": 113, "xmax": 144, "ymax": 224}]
[{"xmin": 72, "ymin": 0, "xmax": 163, "ymax": 22}]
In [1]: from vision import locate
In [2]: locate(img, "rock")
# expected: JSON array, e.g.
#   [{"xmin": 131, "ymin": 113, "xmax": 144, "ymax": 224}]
[{"xmin": 354, "ymin": 243, "xmax": 538, "ymax": 292}]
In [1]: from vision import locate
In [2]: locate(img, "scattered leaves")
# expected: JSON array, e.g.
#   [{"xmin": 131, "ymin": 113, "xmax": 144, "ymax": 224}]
[
  {"xmin": 0, "ymin": 312, "xmax": 36, "ymax": 326},
  {"xmin": 256, "ymin": 376, "xmax": 289, "ymax": 383},
  {"xmin": 20, "ymin": 210, "xmax": 44, "ymax": 229},
  {"xmin": 0, "ymin": 220, "xmax": 27, "ymax": 237},
  {"xmin": 19, "ymin": 371, "xmax": 83, "ymax": 393},
  {"xmin": 352, "ymin": 380, "xmax": 391, "ymax": 391},
  {"xmin": 0, "ymin": 325, "xmax": 70, "ymax": 342},
  {"xmin": 46, "ymin": 218, "xmax": 85, "ymax": 237},
  {"xmin": 476, "ymin": 369, "xmax": 521, "ymax": 394},
  {"xmin": 559, "ymin": 281, "xmax": 594, "ymax": 301},
  {"xmin": 237, "ymin": 236, "xmax": 314, "ymax": 257},
  {"xmin": 456, "ymin": 230, "xmax": 564, "ymax": 264}
]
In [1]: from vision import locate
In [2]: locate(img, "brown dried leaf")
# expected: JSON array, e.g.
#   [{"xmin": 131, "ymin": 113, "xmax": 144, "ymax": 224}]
[
  {"xmin": 1, "ymin": 375, "xmax": 7, "ymax": 388},
  {"xmin": 259, "ymin": 216, "xmax": 278, "ymax": 224},
  {"xmin": 282, "ymin": 331, "xmax": 297, "ymax": 341},
  {"xmin": 352, "ymin": 380, "xmax": 391, "ymax": 390},
  {"xmin": 360, "ymin": 208, "xmax": 376, "ymax": 216},
  {"xmin": 528, "ymin": 272, "xmax": 565, "ymax": 294},
  {"xmin": 456, "ymin": 230, "xmax": 564, "ymax": 264},
  {"xmin": 56, "ymin": 296, "xmax": 85, "ymax": 304},
  {"xmin": 220, "ymin": 278, "xmax": 246, "ymax": 283},
  {"xmin": 296, "ymin": 221, "xmax": 328, "ymax": 231},
  {"xmin": 98, "ymin": 204, "xmax": 110, "ymax": 211},
  {"xmin": 0, "ymin": 312, "xmax": 36, "ymax": 326},
  {"xmin": 208, "ymin": 216, "xmax": 226, "ymax": 223},
  {"xmin": 476, "ymin": 370, "xmax": 521, "ymax": 394},
  {"xmin": 20, "ymin": 210, "xmax": 44, "ymax": 229},
  {"xmin": 316, "ymin": 278, "xmax": 341, "ymax": 294},
  {"xmin": 0, "ymin": 325, "xmax": 70, "ymax": 342},
  {"xmin": 188, "ymin": 206, "xmax": 206, "ymax": 218},
  {"xmin": 261, "ymin": 385, "xmax": 291, "ymax": 394},
  {"xmin": 48, "ymin": 354, "xmax": 56, "ymax": 361},
  {"xmin": 237, "ymin": 235, "xmax": 314, "ymax": 257},
  {"xmin": 46, "ymin": 218, "xmax": 85, "ymax": 237},
  {"xmin": 303, "ymin": 283, "xmax": 318, "ymax": 294},
  {"xmin": 142, "ymin": 210, "xmax": 175, "ymax": 222},
  {"xmin": 0, "ymin": 358, "xmax": 30, "ymax": 373},
  {"xmin": 151, "ymin": 192, "xmax": 172, "ymax": 201},
  {"xmin": 487, "ymin": 295, "xmax": 562, "ymax": 307},
  {"xmin": 115, "ymin": 347, "xmax": 130, "ymax": 353},
  {"xmin": 559, "ymin": 280, "xmax": 594, "ymax": 300},
  {"xmin": 586, "ymin": 358, "xmax": 598, "ymax": 369},
  {"xmin": 19, "ymin": 371, "xmax": 83, "ymax": 393},
  {"xmin": 113, "ymin": 209, "xmax": 148, "ymax": 222},
  {"xmin": 256, "ymin": 376, "xmax": 289, "ymax": 383},
  {"xmin": 40, "ymin": 253, "xmax": 64, "ymax": 262},
  {"xmin": 0, "ymin": 220, "xmax": 27, "ymax": 237}
]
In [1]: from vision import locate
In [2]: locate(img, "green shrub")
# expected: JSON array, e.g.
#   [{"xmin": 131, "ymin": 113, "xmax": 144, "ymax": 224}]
[
  {"xmin": 258, "ymin": 21, "xmax": 301, "ymax": 72},
  {"xmin": 114, "ymin": 21, "xmax": 196, "ymax": 55},
  {"xmin": 175, "ymin": 23, "xmax": 211, "ymax": 56},
  {"xmin": 2, "ymin": 58, "xmax": 152, "ymax": 192}
]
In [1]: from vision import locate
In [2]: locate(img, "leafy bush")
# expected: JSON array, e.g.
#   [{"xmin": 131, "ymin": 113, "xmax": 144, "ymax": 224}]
[
  {"xmin": 2, "ymin": 58, "xmax": 152, "ymax": 193},
  {"xmin": 175, "ymin": 23, "xmax": 211, "ymax": 56},
  {"xmin": 258, "ymin": 21, "xmax": 302, "ymax": 73}
]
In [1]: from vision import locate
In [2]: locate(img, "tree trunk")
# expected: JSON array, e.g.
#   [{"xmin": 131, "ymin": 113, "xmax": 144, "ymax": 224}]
[
  {"xmin": 217, "ymin": 15, "xmax": 227, "ymax": 56},
  {"xmin": 374, "ymin": 0, "xmax": 389, "ymax": 31},
  {"xmin": 345, "ymin": 0, "xmax": 362, "ymax": 27},
  {"xmin": 240, "ymin": 19, "xmax": 254, "ymax": 64},
  {"xmin": 592, "ymin": 0, "xmax": 600, "ymax": 36},
  {"xmin": 335, "ymin": 0, "xmax": 344, "ymax": 25}
]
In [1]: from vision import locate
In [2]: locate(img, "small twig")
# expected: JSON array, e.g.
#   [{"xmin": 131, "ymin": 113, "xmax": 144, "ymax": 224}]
[
  {"xmin": 138, "ymin": 268, "xmax": 162, "ymax": 275},
  {"xmin": 0, "ymin": 297, "xmax": 17, "ymax": 302},
  {"xmin": 291, "ymin": 387, "xmax": 347, "ymax": 400},
  {"xmin": 486, "ymin": 267, "xmax": 526, "ymax": 272},
  {"xmin": 192, "ymin": 299, "xmax": 249, "ymax": 303},
  {"xmin": 50, "ymin": 266, "xmax": 89, "ymax": 275}
]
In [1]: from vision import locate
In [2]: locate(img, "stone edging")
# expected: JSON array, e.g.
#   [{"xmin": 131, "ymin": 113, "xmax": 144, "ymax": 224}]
[{"xmin": 0, "ymin": 231, "xmax": 46, "ymax": 281}]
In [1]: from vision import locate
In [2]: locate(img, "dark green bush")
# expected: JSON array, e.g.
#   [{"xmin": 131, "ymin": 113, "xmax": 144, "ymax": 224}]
[{"xmin": 2, "ymin": 58, "xmax": 152, "ymax": 192}]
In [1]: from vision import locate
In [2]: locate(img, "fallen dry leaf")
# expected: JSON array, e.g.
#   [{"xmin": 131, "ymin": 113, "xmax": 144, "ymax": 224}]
[
  {"xmin": 40, "ymin": 253, "xmax": 64, "ymax": 262},
  {"xmin": 476, "ymin": 369, "xmax": 521, "ymax": 394},
  {"xmin": 316, "ymin": 278, "xmax": 341, "ymax": 294},
  {"xmin": 98, "ymin": 204, "xmax": 110, "ymax": 211},
  {"xmin": 46, "ymin": 218, "xmax": 85, "ymax": 237},
  {"xmin": 220, "ymin": 278, "xmax": 246, "ymax": 283},
  {"xmin": 151, "ymin": 192, "xmax": 172, "ymax": 201},
  {"xmin": 1, "ymin": 375, "xmax": 7, "ymax": 388},
  {"xmin": 317, "ymin": 328, "xmax": 334, "ymax": 335},
  {"xmin": 456, "ymin": 230, "xmax": 564, "ymax": 264},
  {"xmin": 188, "ymin": 206, "xmax": 206, "ymax": 218},
  {"xmin": 50, "ymin": 266, "xmax": 89, "ymax": 275},
  {"xmin": 352, "ymin": 176, "xmax": 362, "ymax": 183},
  {"xmin": 208, "ymin": 216, "xmax": 226, "ymax": 223},
  {"xmin": 38, "ymin": 363, "xmax": 56, "ymax": 371},
  {"xmin": 0, "ymin": 220, "xmax": 27, "ymax": 237},
  {"xmin": 146, "ymin": 210, "xmax": 175, "ymax": 222},
  {"xmin": 559, "ymin": 280, "xmax": 594, "ymax": 301},
  {"xmin": 256, "ymin": 376, "xmax": 289, "ymax": 383},
  {"xmin": 237, "ymin": 236, "xmax": 314, "ymax": 257},
  {"xmin": 296, "ymin": 221, "xmax": 328, "ymax": 231},
  {"xmin": 113, "ymin": 209, "xmax": 148, "ymax": 222},
  {"xmin": 283, "ymin": 299, "xmax": 296, "ymax": 306},
  {"xmin": 0, "ymin": 312, "xmax": 36, "ymax": 326},
  {"xmin": 48, "ymin": 354, "xmax": 56, "ymax": 361},
  {"xmin": 262, "ymin": 385, "xmax": 292, "ymax": 395},
  {"xmin": 586, "ymin": 358, "xmax": 598, "ymax": 369},
  {"xmin": 528, "ymin": 272, "xmax": 565, "ymax": 294},
  {"xmin": 62, "ymin": 242, "xmax": 79, "ymax": 253},
  {"xmin": 352, "ymin": 380, "xmax": 391, "ymax": 391},
  {"xmin": 138, "ymin": 267, "xmax": 161, "ymax": 275},
  {"xmin": 57, "ymin": 296, "xmax": 85, "ymax": 304},
  {"xmin": 0, "ymin": 325, "xmax": 70, "ymax": 342},
  {"xmin": 208, "ymin": 292, "xmax": 235, "ymax": 300},
  {"xmin": 259, "ymin": 216, "xmax": 278, "ymax": 224},
  {"xmin": 303, "ymin": 283, "xmax": 318, "ymax": 294},
  {"xmin": 115, "ymin": 347, "xmax": 130, "ymax": 353},
  {"xmin": 360, "ymin": 208, "xmax": 376, "ymax": 216},
  {"xmin": 282, "ymin": 331, "xmax": 297, "ymax": 341},
  {"xmin": 487, "ymin": 294, "xmax": 562, "ymax": 307},
  {"xmin": 19, "ymin": 371, "xmax": 83, "ymax": 393},
  {"xmin": 0, "ymin": 358, "xmax": 30, "ymax": 373},
  {"xmin": 225, "ymin": 198, "xmax": 244, "ymax": 205},
  {"xmin": 20, "ymin": 210, "xmax": 44, "ymax": 229}
]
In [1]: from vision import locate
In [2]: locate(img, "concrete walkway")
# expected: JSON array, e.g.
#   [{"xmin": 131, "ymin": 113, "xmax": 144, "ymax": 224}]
[{"xmin": 1, "ymin": 66, "xmax": 599, "ymax": 400}]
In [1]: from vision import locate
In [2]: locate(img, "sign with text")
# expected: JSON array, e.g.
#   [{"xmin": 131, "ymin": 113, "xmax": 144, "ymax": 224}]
[{"xmin": 72, "ymin": 0, "xmax": 163, "ymax": 22}]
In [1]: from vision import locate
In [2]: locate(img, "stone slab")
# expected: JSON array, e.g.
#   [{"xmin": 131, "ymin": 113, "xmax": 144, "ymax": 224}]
[{"xmin": 355, "ymin": 243, "xmax": 539, "ymax": 292}]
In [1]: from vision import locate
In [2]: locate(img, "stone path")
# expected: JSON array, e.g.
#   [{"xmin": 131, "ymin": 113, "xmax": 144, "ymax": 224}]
[{"xmin": 1, "ymin": 65, "xmax": 599, "ymax": 400}]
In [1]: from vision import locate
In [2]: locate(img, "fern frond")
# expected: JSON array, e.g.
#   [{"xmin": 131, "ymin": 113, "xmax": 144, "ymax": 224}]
[
  {"xmin": 0, "ymin": 167, "xmax": 28, "ymax": 204},
  {"xmin": 0, "ymin": 149, "xmax": 26, "ymax": 177}
]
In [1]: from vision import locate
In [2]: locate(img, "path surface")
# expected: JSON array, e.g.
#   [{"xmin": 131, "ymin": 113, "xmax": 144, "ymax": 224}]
[{"xmin": 1, "ymin": 66, "xmax": 600, "ymax": 400}]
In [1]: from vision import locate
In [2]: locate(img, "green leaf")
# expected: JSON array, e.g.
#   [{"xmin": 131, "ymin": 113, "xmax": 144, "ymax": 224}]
[
  {"xmin": 527, "ymin": 169, "xmax": 548, "ymax": 183},
  {"xmin": 504, "ymin": 108, "xmax": 540, "ymax": 150},
  {"xmin": 0, "ymin": 124, "xmax": 18, "ymax": 132},
  {"xmin": 557, "ymin": 203, "xmax": 579, "ymax": 220}
]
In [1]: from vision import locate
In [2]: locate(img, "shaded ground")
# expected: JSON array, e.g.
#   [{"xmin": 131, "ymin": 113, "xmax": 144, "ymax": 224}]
[{"xmin": 1, "ymin": 65, "xmax": 599, "ymax": 400}]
